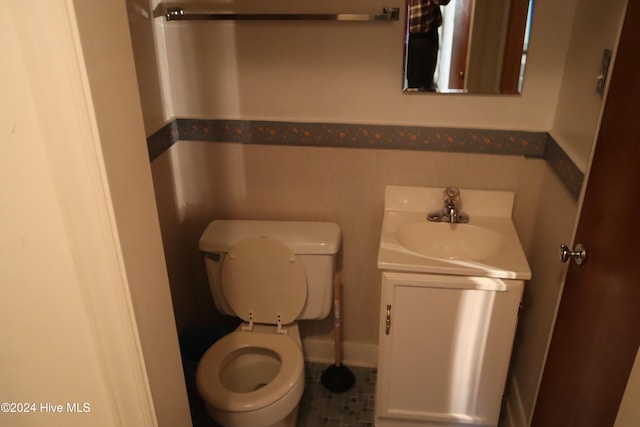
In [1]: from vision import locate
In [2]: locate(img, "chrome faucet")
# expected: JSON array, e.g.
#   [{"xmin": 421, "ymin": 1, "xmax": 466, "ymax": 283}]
[{"xmin": 427, "ymin": 187, "xmax": 470, "ymax": 223}]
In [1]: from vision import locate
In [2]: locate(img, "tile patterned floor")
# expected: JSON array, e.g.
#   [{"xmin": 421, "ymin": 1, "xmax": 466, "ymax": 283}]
[
  {"xmin": 190, "ymin": 362, "xmax": 377, "ymax": 427},
  {"xmin": 297, "ymin": 363, "xmax": 376, "ymax": 427}
]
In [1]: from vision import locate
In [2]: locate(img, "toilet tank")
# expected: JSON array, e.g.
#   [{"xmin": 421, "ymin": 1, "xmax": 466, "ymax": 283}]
[{"xmin": 199, "ymin": 220, "xmax": 341, "ymax": 320}]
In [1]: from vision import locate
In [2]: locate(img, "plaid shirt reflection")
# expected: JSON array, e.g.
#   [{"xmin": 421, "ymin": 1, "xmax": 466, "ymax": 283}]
[{"xmin": 408, "ymin": 0, "xmax": 450, "ymax": 33}]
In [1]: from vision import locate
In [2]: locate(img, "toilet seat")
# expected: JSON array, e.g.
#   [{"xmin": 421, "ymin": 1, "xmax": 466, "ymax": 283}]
[
  {"xmin": 221, "ymin": 237, "xmax": 307, "ymax": 327},
  {"xmin": 196, "ymin": 331, "xmax": 304, "ymax": 412}
]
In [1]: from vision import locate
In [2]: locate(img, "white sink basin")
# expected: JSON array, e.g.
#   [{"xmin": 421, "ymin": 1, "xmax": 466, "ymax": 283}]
[
  {"xmin": 396, "ymin": 222, "xmax": 505, "ymax": 260},
  {"xmin": 378, "ymin": 186, "xmax": 531, "ymax": 279}
]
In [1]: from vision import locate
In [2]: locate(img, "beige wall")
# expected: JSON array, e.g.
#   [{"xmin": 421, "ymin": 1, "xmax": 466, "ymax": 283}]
[
  {"xmin": 615, "ymin": 347, "xmax": 640, "ymax": 427},
  {"xmin": 3, "ymin": 0, "xmax": 191, "ymax": 426},
  {"xmin": 505, "ymin": 165, "xmax": 578, "ymax": 425},
  {"xmin": 127, "ymin": 0, "xmax": 168, "ymax": 133},
  {"xmin": 1, "ymin": 8, "xmax": 115, "ymax": 425},
  {"xmin": 160, "ymin": 0, "xmax": 575, "ymax": 129},
  {"xmin": 128, "ymin": 0, "xmax": 580, "ymax": 134},
  {"xmin": 551, "ymin": 0, "xmax": 628, "ymax": 171},
  {"xmin": 151, "ymin": 141, "xmax": 545, "ymax": 345},
  {"xmin": 71, "ymin": 1, "xmax": 192, "ymax": 425}
]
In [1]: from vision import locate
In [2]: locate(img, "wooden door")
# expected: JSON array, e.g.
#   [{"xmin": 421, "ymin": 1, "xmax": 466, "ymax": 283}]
[
  {"xmin": 448, "ymin": 0, "xmax": 473, "ymax": 90},
  {"xmin": 532, "ymin": 2, "xmax": 640, "ymax": 426},
  {"xmin": 500, "ymin": 0, "xmax": 530, "ymax": 93}
]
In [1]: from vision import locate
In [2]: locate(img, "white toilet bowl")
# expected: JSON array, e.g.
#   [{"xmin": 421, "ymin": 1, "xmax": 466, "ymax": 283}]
[
  {"xmin": 197, "ymin": 221, "xmax": 341, "ymax": 427},
  {"xmin": 196, "ymin": 324, "xmax": 305, "ymax": 427}
]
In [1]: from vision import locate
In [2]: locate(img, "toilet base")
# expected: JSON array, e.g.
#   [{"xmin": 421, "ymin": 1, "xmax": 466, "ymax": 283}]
[
  {"xmin": 269, "ymin": 404, "xmax": 298, "ymax": 427},
  {"xmin": 204, "ymin": 369, "xmax": 304, "ymax": 427},
  {"xmin": 206, "ymin": 402, "xmax": 299, "ymax": 427}
]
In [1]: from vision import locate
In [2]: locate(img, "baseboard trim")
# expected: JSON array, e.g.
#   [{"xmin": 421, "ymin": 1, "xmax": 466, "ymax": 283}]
[
  {"xmin": 302, "ymin": 338, "xmax": 378, "ymax": 369},
  {"xmin": 504, "ymin": 374, "xmax": 528, "ymax": 427}
]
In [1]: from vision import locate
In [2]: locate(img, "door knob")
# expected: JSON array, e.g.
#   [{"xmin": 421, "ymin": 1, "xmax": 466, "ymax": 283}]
[{"xmin": 560, "ymin": 243, "xmax": 587, "ymax": 265}]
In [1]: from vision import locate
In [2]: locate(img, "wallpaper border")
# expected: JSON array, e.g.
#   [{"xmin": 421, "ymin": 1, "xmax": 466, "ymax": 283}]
[{"xmin": 146, "ymin": 118, "xmax": 583, "ymax": 200}]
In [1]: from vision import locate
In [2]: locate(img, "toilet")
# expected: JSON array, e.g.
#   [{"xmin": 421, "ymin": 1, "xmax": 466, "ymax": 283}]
[{"xmin": 196, "ymin": 220, "xmax": 341, "ymax": 427}]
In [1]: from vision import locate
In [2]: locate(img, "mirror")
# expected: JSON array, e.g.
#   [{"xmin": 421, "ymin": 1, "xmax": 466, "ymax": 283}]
[{"xmin": 403, "ymin": 0, "xmax": 533, "ymax": 94}]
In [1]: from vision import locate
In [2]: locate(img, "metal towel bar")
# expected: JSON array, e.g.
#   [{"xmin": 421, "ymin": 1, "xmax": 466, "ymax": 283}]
[{"xmin": 163, "ymin": 6, "xmax": 399, "ymax": 22}]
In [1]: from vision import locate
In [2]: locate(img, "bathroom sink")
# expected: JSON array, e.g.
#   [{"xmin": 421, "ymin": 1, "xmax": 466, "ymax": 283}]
[
  {"xmin": 395, "ymin": 222, "xmax": 505, "ymax": 260},
  {"xmin": 378, "ymin": 186, "xmax": 531, "ymax": 279}
]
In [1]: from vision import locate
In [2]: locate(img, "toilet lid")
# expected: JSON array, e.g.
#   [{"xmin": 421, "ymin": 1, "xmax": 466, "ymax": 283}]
[{"xmin": 221, "ymin": 237, "xmax": 307, "ymax": 325}]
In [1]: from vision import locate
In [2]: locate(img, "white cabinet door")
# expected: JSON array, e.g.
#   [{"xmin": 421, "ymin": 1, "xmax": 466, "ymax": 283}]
[{"xmin": 375, "ymin": 272, "xmax": 523, "ymax": 427}]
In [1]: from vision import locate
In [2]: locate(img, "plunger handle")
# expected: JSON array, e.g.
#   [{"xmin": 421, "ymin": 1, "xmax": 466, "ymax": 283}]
[{"xmin": 333, "ymin": 271, "xmax": 343, "ymax": 367}]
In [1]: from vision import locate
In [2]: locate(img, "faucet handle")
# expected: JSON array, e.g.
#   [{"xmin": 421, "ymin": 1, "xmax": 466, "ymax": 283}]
[
  {"xmin": 427, "ymin": 187, "xmax": 469, "ymax": 223},
  {"xmin": 443, "ymin": 187, "xmax": 460, "ymax": 205}
]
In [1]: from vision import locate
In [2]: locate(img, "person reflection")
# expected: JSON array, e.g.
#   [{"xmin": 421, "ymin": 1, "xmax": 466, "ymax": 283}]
[{"xmin": 406, "ymin": 0, "xmax": 450, "ymax": 91}]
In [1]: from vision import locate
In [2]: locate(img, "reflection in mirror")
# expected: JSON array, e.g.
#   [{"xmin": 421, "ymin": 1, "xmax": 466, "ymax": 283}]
[{"xmin": 403, "ymin": 0, "xmax": 533, "ymax": 94}]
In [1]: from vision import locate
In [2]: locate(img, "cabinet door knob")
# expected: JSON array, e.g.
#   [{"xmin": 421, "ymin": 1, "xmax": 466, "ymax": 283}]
[{"xmin": 386, "ymin": 304, "xmax": 391, "ymax": 335}]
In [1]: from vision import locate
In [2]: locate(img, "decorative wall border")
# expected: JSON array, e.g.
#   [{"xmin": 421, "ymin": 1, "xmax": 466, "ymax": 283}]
[
  {"xmin": 543, "ymin": 134, "xmax": 584, "ymax": 200},
  {"xmin": 147, "ymin": 118, "xmax": 583, "ymax": 200},
  {"xmin": 147, "ymin": 118, "xmax": 546, "ymax": 160}
]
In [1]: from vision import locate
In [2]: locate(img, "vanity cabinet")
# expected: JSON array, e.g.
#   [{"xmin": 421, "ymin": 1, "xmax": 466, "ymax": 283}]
[{"xmin": 375, "ymin": 272, "xmax": 523, "ymax": 427}]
